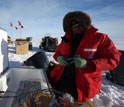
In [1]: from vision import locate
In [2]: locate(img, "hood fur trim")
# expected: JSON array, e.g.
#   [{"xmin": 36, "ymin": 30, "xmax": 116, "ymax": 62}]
[{"xmin": 63, "ymin": 11, "xmax": 91, "ymax": 32}]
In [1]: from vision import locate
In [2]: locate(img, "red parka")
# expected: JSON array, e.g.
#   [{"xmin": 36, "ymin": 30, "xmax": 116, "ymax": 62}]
[{"xmin": 50, "ymin": 26, "xmax": 121, "ymax": 102}]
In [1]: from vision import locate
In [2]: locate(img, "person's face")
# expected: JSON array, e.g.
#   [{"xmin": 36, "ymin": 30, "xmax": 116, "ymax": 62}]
[{"xmin": 71, "ymin": 25, "xmax": 84, "ymax": 34}]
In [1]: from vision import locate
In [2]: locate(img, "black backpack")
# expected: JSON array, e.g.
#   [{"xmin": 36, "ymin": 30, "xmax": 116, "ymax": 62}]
[
  {"xmin": 24, "ymin": 51, "xmax": 49, "ymax": 69},
  {"xmin": 106, "ymin": 50, "xmax": 124, "ymax": 86}
]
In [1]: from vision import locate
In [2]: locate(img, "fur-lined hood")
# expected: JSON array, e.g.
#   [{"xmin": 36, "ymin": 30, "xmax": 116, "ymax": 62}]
[{"xmin": 63, "ymin": 11, "xmax": 91, "ymax": 32}]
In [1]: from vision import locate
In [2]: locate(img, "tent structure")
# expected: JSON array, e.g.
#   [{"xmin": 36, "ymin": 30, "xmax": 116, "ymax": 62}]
[{"xmin": 106, "ymin": 50, "xmax": 124, "ymax": 86}]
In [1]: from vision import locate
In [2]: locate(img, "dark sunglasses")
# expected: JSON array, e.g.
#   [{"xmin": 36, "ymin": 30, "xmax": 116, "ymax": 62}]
[{"xmin": 71, "ymin": 23, "xmax": 82, "ymax": 28}]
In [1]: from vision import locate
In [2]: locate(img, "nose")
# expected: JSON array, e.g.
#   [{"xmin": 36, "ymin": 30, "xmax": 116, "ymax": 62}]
[{"xmin": 72, "ymin": 26, "xmax": 84, "ymax": 34}]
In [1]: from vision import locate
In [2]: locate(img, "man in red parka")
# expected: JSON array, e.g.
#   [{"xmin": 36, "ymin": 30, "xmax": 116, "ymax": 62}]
[{"xmin": 49, "ymin": 11, "xmax": 121, "ymax": 105}]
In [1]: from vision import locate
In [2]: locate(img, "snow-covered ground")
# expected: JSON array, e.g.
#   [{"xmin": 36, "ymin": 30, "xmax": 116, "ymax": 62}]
[
  {"xmin": 8, "ymin": 41, "xmax": 124, "ymax": 107},
  {"xmin": 8, "ymin": 41, "xmax": 55, "ymax": 67}
]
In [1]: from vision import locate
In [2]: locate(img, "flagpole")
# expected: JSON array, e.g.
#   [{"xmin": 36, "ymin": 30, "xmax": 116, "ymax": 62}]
[
  {"xmin": 10, "ymin": 22, "xmax": 13, "ymax": 41},
  {"xmin": 15, "ymin": 26, "xmax": 18, "ymax": 39},
  {"xmin": 21, "ymin": 25, "xmax": 23, "ymax": 39},
  {"xmin": 16, "ymin": 30, "xmax": 18, "ymax": 39},
  {"xmin": 18, "ymin": 25, "xmax": 21, "ymax": 38},
  {"xmin": 18, "ymin": 21, "xmax": 22, "ymax": 39},
  {"xmin": 10, "ymin": 27, "xmax": 12, "ymax": 41},
  {"xmin": 20, "ymin": 27, "xmax": 22, "ymax": 38}
]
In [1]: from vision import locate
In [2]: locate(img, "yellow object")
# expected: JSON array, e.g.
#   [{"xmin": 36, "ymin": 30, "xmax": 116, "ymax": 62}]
[
  {"xmin": 8, "ymin": 36, "xmax": 11, "ymax": 41},
  {"xmin": 41, "ymin": 39, "xmax": 45, "ymax": 43}
]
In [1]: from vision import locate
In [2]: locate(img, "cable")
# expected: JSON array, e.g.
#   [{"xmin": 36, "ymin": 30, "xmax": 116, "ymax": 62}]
[{"xmin": 0, "ymin": 88, "xmax": 79, "ymax": 106}]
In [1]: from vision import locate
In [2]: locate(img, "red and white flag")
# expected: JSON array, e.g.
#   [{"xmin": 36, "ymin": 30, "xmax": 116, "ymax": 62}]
[
  {"xmin": 10, "ymin": 22, "xmax": 13, "ymax": 27},
  {"xmin": 18, "ymin": 21, "xmax": 21, "ymax": 26},
  {"xmin": 15, "ymin": 26, "xmax": 18, "ymax": 30},
  {"xmin": 21, "ymin": 25, "xmax": 24, "ymax": 28}
]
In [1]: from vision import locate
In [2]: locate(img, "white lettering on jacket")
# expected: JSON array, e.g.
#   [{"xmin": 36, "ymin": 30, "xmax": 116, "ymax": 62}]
[{"xmin": 84, "ymin": 48, "xmax": 97, "ymax": 51}]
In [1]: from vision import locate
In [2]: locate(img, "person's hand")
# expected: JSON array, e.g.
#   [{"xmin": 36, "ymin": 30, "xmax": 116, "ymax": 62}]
[
  {"xmin": 73, "ymin": 55, "xmax": 87, "ymax": 68},
  {"xmin": 57, "ymin": 56, "xmax": 69, "ymax": 66}
]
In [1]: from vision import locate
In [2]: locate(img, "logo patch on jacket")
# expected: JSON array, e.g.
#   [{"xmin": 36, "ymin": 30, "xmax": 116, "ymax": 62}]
[
  {"xmin": 88, "ymin": 55, "xmax": 95, "ymax": 60},
  {"xmin": 84, "ymin": 48, "xmax": 97, "ymax": 52}
]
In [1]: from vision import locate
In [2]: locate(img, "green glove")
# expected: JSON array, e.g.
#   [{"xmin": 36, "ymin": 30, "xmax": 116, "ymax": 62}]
[
  {"xmin": 57, "ymin": 56, "xmax": 69, "ymax": 66},
  {"xmin": 74, "ymin": 55, "xmax": 87, "ymax": 68}
]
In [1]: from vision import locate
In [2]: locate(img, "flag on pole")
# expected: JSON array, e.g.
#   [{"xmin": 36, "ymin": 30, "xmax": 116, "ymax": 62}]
[
  {"xmin": 10, "ymin": 22, "xmax": 14, "ymax": 41},
  {"xmin": 21, "ymin": 25, "xmax": 24, "ymax": 28},
  {"xmin": 10, "ymin": 22, "xmax": 13, "ymax": 27},
  {"xmin": 18, "ymin": 21, "xmax": 21, "ymax": 26},
  {"xmin": 15, "ymin": 26, "xmax": 18, "ymax": 30}
]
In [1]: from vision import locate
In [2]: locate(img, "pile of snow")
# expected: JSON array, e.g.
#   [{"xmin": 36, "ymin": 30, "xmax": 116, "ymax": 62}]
[
  {"xmin": 8, "ymin": 41, "xmax": 124, "ymax": 106},
  {"xmin": 93, "ymin": 74, "xmax": 124, "ymax": 106}
]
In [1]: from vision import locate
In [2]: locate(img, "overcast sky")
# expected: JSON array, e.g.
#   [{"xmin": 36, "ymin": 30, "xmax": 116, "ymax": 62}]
[{"xmin": 0, "ymin": 0, "xmax": 124, "ymax": 43}]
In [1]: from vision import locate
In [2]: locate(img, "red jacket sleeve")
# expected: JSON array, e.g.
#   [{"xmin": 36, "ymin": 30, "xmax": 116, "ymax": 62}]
[
  {"xmin": 92, "ymin": 34, "xmax": 121, "ymax": 71},
  {"xmin": 53, "ymin": 41, "xmax": 63, "ymax": 61}
]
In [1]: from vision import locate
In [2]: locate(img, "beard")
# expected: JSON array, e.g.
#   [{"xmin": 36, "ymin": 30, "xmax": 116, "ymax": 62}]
[{"xmin": 71, "ymin": 31, "xmax": 84, "ymax": 43}]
